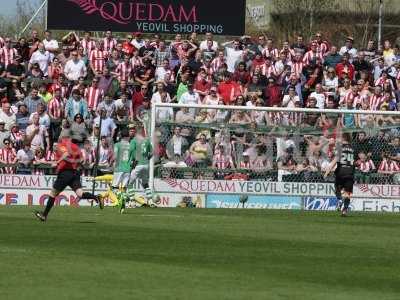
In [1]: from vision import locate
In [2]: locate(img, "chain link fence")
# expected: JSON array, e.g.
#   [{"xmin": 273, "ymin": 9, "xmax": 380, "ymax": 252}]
[{"xmin": 152, "ymin": 104, "xmax": 400, "ymax": 185}]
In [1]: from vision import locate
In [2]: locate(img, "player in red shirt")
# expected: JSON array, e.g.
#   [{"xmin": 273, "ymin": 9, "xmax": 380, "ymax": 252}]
[{"xmin": 34, "ymin": 131, "xmax": 103, "ymax": 222}]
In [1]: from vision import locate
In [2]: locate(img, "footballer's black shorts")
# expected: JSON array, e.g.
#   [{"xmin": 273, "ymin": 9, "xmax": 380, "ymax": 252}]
[
  {"xmin": 335, "ymin": 176, "xmax": 354, "ymax": 194},
  {"xmin": 53, "ymin": 170, "xmax": 82, "ymax": 192}
]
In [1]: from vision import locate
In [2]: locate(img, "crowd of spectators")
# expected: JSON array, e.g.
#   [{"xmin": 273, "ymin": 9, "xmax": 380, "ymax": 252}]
[{"xmin": 0, "ymin": 29, "xmax": 399, "ymax": 183}]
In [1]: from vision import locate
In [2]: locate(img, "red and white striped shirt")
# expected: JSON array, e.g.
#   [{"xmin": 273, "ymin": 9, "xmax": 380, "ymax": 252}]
[
  {"xmin": 210, "ymin": 58, "xmax": 225, "ymax": 73},
  {"xmin": 130, "ymin": 56, "xmax": 143, "ymax": 71},
  {"xmin": 374, "ymin": 77, "xmax": 394, "ymax": 89},
  {"xmin": 291, "ymin": 62, "xmax": 304, "ymax": 77},
  {"xmin": 302, "ymin": 50, "xmax": 324, "ymax": 65},
  {"xmin": 260, "ymin": 64, "xmax": 277, "ymax": 77},
  {"xmin": 239, "ymin": 161, "xmax": 251, "ymax": 169},
  {"xmin": 369, "ymin": 94, "xmax": 384, "ymax": 111},
  {"xmin": 213, "ymin": 154, "xmax": 233, "ymax": 169},
  {"xmin": 89, "ymin": 50, "xmax": 108, "ymax": 74},
  {"xmin": 267, "ymin": 111, "xmax": 283, "ymax": 126},
  {"xmin": 85, "ymin": 86, "xmax": 103, "ymax": 110},
  {"xmin": 357, "ymin": 159, "xmax": 375, "ymax": 173},
  {"xmin": 115, "ymin": 62, "xmax": 132, "ymax": 82},
  {"xmin": 45, "ymin": 150, "xmax": 56, "ymax": 162},
  {"xmin": 0, "ymin": 37, "xmax": 4, "ymax": 48},
  {"xmin": 280, "ymin": 48, "xmax": 295, "ymax": 61},
  {"xmin": 315, "ymin": 41, "xmax": 329, "ymax": 55},
  {"xmin": 0, "ymin": 47, "xmax": 18, "ymax": 67},
  {"xmin": 379, "ymin": 159, "xmax": 400, "ymax": 172},
  {"xmin": 51, "ymin": 83, "xmax": 69, "ymax": 99},
  {"xmin": 80, "ymin": 39, "xmax": 96, "ymax": 56},
  {"xmin": 48, "ymin": 97, "xmax": 64, "ymax": 119},
  {"xmin": 262, "ymin": 47, "xmax": 279, "ymax": 59},
  {"xmin": 0, "ymin": 148, "xmax": 17, "ymax": 174},
  {"xmin": 81, "ymin": 148, "xmax": 96, "ymax": 176},
  {"xmin": 288, "ymin": 111, "xmax": 303, "ymax": 126},
  {"xmin": 103, "ymin": 38, "xmax": 117, "ymax": 52},
  {"xmin": 252, "ymin": 157, "xmax": 266, "ymax": 170}
]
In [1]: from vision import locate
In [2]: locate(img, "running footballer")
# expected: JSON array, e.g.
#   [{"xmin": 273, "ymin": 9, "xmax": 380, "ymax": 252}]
[{"xmin": 34, "ymin": 131, "xmax": 104, "ymax": 222}]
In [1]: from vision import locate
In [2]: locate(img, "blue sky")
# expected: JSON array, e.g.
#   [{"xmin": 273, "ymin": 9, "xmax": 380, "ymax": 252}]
[{"xmin": 1, "ymin": 0, "xmax": 37, "ymax": 16}]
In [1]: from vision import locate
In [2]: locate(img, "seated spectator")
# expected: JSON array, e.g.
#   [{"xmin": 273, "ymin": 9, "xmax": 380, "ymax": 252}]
[
  {"xmin": 16, "ymin": 140, "xmax": 34, "ymax": 174},
  {"xmin": 0, "ymin": 138, "xmax": 17, "ymax": 174},
  {"xmin": 9, "ymin": 123, "xmax": 24, "ymax": 150},
  {"xmin": 81, "ymin": 140, "xmax": 95, "ymax": 176},
  {"xmin": 188, "ymin": 133, "xmax": 212, "ymax": 167},
  {"xmin": 70, "ymin": 113, "xmax": 88, "ymax": 145},
  {"xmin": 0, "ymin": 119, "xmax": 10, "ymax": 148},
  {"xmin": 166, "ymin": 126, "xmax": 189, "ymax": 161},
  {"xmin": 97, "ymin": 136, "xmax": 114, "ymax": 174},
  {"xmin": 277, "ymin": 147, "xmax": 297, "ymax": 181},
  {"xmin": 355, "ymin": 151, "xmax": 376, "ymax": 183},
  {"xmin": 33, "ymin": 147, "xmax": 49, "ymax": 175},
  {"xmin": 15, "ymin": 103, "xmax": 30, "ymax": 131},
  {"xmin": 7, "ymin": 80, "xmax": 26, "ymax": 104},
  {"xmin": 0, "ymin": 101, "xmax": 16, "ymax": 131}
]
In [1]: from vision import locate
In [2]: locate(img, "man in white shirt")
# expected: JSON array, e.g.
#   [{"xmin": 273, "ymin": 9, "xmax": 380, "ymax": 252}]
[
  {"xmin": 179, "ymin": 82, "xmax": 201, "ymax": 117},
  {"xmin": 199, "ymin": 32, "xmax": 218, "ymax": 51},
  {"xmin": 29, "ymin": 43, "xmax": 51, "ymax": 76},
  {"xmin": 339, "ymin": 37, "xmax": 357, "ymax": 62},
  {"xmin": 309, "ymin": 84, "xmax": 326, "ymax": 109},
  {"xmin": 42, "ymin": 30, "xmax": 59, "ymax": 55},
  {"xmin": 64, "ymin": 51, "xmax": 87, "ymax": 81},
  {"xmin": 223, "ymin": 40, "xmax": 243, "ymax": 73},
  {"xmin": 0, "ymin": 102, "xmax": 16, "ymax": 131}
]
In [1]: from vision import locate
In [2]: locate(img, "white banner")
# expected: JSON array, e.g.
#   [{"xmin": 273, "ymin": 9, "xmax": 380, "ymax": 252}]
[
  {"xmin": 351, "ymin": 198, "xmax": 400, "ymax": 212},
  {"xmin": 154, "ymin": 179, "xmax": 400, "ymax": 199}
]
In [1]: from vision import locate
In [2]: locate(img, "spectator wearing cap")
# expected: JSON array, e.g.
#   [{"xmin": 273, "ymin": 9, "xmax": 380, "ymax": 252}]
[
  {"xmin": 23, "ymin": 88, "xmax": 45, "ymax": 115},
  {"xmin": 5, "ymin": 54, "xmax": 25, "ymax": 82},
  {"xmin": 64, "ymin": 51, "xmax": 87, "ymax": 82},
  {"xmin": 339, "ymin": 37, "xmax": 357, "ymax": 62},
  {"xmin": 0, "ymin": 101, "xmax": 16, "ymax": 131},
  {"xmin": 65, "ymin": 89, "xmax": 89, "ymax": 122}
]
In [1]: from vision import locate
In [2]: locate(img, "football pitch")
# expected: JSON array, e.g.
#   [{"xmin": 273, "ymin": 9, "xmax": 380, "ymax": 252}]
[{"xmin": 0, "ymin": 207, "xmax": 399, "ymax": 300}]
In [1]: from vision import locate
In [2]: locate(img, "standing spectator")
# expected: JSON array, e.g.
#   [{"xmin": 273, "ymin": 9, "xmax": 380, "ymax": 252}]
[
  {"xmin": 166, "ymin": 127, "xmax": 189, "ymax": 160},
  {"xmin": 65, "ymin": 89, "xmax": 89, "ymax": 121},
  {"xmin": 30, "ymin": 103, "xmax": 50, "ymax": 129},
  {"xmin": 335, "ymin": 53, "xmax": 355, "ymax": 80},
  {"xmin": 43, "ymin": 30, "xmax": 59, "ymax": 54},
  {"xmin": 29, "ymin": 42, "xmax": 51, "ymax": 76},
  {"xmin": 0, "ymin": 38, "xmax": 18, "ymax": 68},
  {"xmin": 23, "ymin": 88, "xmax": 45, "ymax": 115},
  {"xmin": 64, "ymin": 51, "xmax": 87, "ymax": 82},
  {"xmin": 339, "ymin": 37, "xmax": 357, "ymax": 61},
  {"xmin": 94, "ymin": 109, "xmax": 116, "ymax": 139},
  {"xmin": 0, "ymin": 102, "xmax": 16, "ymax": 131},
  {"xmin": 89, "ymin": 41, "xmax": 108, "ymax": 75},
  {"xmin": 15, "ymin": 103, "xmax": 30, "ymax": 132},
  {"xmin": 179, "ymin": 82, "xmax": 201, "ymax": 116},
  {"xmin": 103, "ymin": 31, "xmax": 117, "ymax": 52},
  {"xmin": 200, "ymin": 33, "xmax": 218, "ymax": 52},
  {"xmin": 26, "ymin": 114, "xmax": 49, "ymax": 152},
  {"xmin": 80, "ymin": 31, "xmax": 96, "ymax": 56}
]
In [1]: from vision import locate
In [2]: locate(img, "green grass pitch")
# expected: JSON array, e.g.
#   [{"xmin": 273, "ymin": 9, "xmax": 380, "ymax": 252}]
[{"xmin": 0, "ymin": 207, "xmax": 399, "ymax": 300}]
